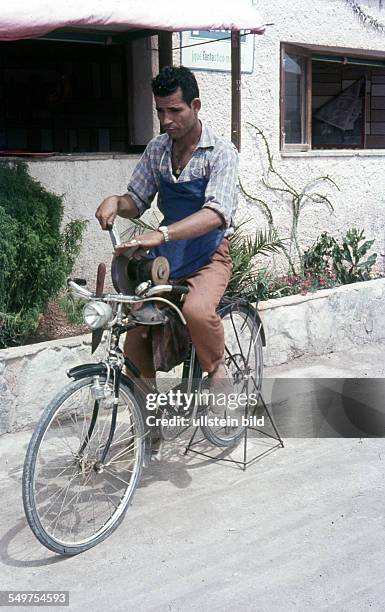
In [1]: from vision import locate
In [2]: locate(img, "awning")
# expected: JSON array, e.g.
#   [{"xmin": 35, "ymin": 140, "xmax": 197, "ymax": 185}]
[{"xmin": 0, "ymin": 0, "xmax": 265, "ymax": 41}]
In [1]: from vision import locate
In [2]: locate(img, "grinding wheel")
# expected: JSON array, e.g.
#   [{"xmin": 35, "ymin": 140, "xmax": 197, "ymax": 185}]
[
  {"xmin": 111, "ymin": 254, "xmax": 135, "ymax": 294},
  {"xmin": 146, "ymin": 257, "xmax": 170, "ymax": 285},
  {"xmin": 111, "ymin": 254, "xmax": 170, "ymax": 294}
]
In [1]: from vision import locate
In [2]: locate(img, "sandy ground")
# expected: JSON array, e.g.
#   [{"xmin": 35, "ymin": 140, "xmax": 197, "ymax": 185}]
[{"xmin": 1, "ymin": 342, "xmax": 385, "ymax": 611}]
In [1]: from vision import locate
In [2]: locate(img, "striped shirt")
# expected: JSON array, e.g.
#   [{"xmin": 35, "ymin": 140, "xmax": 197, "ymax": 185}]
[{"xmin": 126, "ymin": 123, "xmax": 238, "ymax": 236}]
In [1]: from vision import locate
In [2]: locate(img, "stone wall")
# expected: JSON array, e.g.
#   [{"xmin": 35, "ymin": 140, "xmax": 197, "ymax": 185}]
[
  {"xmin": 1, "ymin": 278, "xmax": 385, "ymax": 434},
  {"xmin": 0, "ymin": 335, "xmax": 103, "ymax": 435},
  {"xmin": 259, "ymin": 277, "xmax": 385, "ymax": 366}
]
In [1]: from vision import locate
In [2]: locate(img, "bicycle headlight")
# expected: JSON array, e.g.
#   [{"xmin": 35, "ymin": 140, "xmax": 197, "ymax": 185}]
[{"xmin": 83, "ymin": 301, "xmax": 113, "ymax": 330}]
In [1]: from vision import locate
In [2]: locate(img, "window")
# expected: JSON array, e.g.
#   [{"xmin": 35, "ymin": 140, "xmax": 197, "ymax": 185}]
[
  {"xmin": 0, "ymin": 34, "xmax": 152, "ymax": 155},
  {"xmin": 280, "ymin": 43, "xmax": 385, "ymax": 151}
]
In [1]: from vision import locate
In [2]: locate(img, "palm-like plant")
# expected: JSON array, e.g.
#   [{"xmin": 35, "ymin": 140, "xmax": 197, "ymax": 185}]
[
  {"xmin": 123, "ymin": 216, "xmax": 285, "ymax": 300},
  {"xmin": 226, "ymin": 224, "xmax": 285, "ymax": 299}
]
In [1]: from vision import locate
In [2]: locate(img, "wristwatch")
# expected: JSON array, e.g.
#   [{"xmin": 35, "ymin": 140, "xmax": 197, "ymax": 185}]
[{"xmin": 158, "ymin": 225, "xmax": 170, "ymax": 243}]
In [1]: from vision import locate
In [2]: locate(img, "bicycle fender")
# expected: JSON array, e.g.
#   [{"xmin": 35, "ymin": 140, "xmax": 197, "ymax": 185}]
[
  {"xmin": 67, "ymin": 364, "xmax": 139, "ymax": 392},
  {"xmin": 218, "ymin": 302, "xmax": 266, "ymax": 347},
  {"xmin": 67, "ymin": 363, "xmax": 107, "ymax": 380},
  {"xmin": 251, "ymin": 310, "xmax": 266, "ymax": 347}
]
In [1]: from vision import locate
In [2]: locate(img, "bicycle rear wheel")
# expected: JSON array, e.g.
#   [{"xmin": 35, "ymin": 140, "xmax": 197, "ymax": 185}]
[
  {"xmin": 200, "ymin": 302, "xmax": 264, "ymax": 447},
  {"xmin": 23, "ymin": 375, "xmax": 145, "ymax": 555}
]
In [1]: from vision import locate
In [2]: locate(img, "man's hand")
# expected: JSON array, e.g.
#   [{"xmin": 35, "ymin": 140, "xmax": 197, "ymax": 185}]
[
  {"xmin": 95, "ymin": 194, "xmax": 139, "ymax": 229},
  {"xmin": 114, "ymin": 230, "xmax": 164, "ymax": 259},
  {"xmin": 95, "ymin": 196, "xmax": 119, "ymax": 230}
]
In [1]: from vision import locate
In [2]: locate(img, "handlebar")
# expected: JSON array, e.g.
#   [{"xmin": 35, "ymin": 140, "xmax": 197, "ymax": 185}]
[
  {"xmin": 67, "ymin": 280, "xmax": 188, "ymax": 301},
  {"xmin": 67, "ymin": 279, "xmax": 187, "ymax": 325},
  {"xmin": 170, "ymin": 285, "xmax": 189, "ymax": 295}
]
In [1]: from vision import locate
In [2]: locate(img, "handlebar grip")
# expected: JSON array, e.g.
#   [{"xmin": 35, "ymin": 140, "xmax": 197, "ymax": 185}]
[
  {"xmin": 171, "ymin": 285, "xmax": 189, "ymax": 295},
  {"xmin": 72, "ymin": 278, "xmax": 87, "ymax": 286}
]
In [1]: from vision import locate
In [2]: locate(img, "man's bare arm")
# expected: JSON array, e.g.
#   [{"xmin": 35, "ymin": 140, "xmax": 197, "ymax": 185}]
[
  {"xmin": 114, "ymin": 208, "xmax": 224, "ymax": 255},
  {"xmin": 95, "ymin": 194, "xmax": 139, "ymax": 229},
  {"xmin": 167, "ymin": 208, "xmax": 224, "ymax": 241}
]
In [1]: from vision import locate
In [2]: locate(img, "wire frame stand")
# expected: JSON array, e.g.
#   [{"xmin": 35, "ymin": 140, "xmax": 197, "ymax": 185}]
[
  {"xmin": 184, "ymin": 300, "xmax": 284, "ymax": 470},
  {"xmin": 184, "ymin": 386, "xmax": 284, "ymax": 471},
  {"xmin": 184, "ymin": 368, "xmax": 284, "ymax": 471}
]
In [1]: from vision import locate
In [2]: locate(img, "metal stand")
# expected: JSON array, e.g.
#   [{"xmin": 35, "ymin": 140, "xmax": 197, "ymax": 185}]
[{"xmin": 184, "ymin": 389, "xmax": 284, "ymax": 471}]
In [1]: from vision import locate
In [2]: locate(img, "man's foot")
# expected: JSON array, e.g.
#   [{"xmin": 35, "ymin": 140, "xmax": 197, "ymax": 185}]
[{"xmin": 151, "ymin": 436, "xmax": 163, "ymax": 459}]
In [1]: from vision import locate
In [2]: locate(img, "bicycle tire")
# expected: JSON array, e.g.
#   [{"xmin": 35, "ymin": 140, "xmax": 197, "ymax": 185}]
[
  {"xmin": 22, "ymin": 375, "xmax": 145, "ymax": 556},
  {"xmin": 200, "ymin": 302, "xmax": 264, "ymax": 447}
]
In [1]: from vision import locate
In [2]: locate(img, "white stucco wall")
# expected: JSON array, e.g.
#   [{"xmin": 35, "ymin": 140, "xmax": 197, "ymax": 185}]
[
  {"xmin": 196, "ymin": 0, "xmax": 385, "ymax": 270},
  {"xmin": 24, "ymin": 1, "xmax": 385, "ymax": 282},
  {"xmin": 27, "ymin": 156, "xmax": 141, "ymax": 284}
]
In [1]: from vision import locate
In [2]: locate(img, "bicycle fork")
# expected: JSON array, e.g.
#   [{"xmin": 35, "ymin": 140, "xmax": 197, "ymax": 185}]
[{"xmin": 76, "ymin": 364, "xmax": 121, "ymax": 473}]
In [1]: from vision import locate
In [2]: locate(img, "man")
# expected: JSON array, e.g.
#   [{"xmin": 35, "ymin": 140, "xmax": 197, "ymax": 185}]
[{"xmin": 96, "ymin": 65, "xmax": 238, "ymax": 384}]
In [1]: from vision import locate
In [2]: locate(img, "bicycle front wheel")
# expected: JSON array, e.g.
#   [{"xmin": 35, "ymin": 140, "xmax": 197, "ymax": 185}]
[
  {"xmin": 200, "ymin": 302, "xmax": 264, "ymax": 447},
  {"xmin": 23, "ymin": 376, "xmax": 145, "ymax": 555}
]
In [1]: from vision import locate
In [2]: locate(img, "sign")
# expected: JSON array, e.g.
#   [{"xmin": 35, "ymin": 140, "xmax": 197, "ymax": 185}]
[{"xmin": 181, "ymin": 30, "xmax": 254, "ymax": 73}]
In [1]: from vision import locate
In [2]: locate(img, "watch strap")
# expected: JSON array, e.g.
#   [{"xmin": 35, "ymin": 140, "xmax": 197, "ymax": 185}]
[{"xmin": 158, "ymin": 225, "xmax": 170, "ymax": 243}]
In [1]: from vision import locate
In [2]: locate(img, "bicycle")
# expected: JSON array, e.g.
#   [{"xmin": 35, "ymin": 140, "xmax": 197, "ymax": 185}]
[{"xmin": 22, "ymin": 227, "xmax": 265, "ymax": 555}]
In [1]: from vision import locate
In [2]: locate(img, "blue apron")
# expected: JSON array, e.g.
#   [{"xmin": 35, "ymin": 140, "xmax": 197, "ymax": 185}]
[{"xmin": 148, "ymin": 174, "xmax": 225, "ymax": 280}]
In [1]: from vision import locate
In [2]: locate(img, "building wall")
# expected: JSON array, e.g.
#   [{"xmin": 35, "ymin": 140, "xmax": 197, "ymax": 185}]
[
  {"xmin": 195, "ymin": 0, "xmax": 385, "ymax": 270},
  {"xmin": 27, "ymin": 1, "xmax": 385, "ymax": 283},
  {"xmin": 28, "ymin": 156, "xmax": 141, "ymax": 284}
]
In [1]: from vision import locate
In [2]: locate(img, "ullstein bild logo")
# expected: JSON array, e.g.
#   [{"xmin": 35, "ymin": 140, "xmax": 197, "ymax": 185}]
[{"xmin": 146, "ymin": 414, "xmax": 265, "ymax": 428}]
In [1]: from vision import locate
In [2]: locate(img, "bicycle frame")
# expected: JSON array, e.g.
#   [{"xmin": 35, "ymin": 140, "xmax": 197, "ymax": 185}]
[{"xmin": 66, "ymin": 277, "xmax": 204, "ymax": 461}]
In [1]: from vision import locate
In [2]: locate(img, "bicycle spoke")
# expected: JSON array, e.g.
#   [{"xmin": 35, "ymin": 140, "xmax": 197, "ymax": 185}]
[
  {"xmin": 40, "ymin": 472, "xmax": 80, "ymax": 523},
  {"xmin": 50, "ymin": 468, "xmax": 95, "ymax": 535},
  {"xmin": 35, "ymin": 464, "xmax": 78, "ymax": 498},
  {"xmin": 25, "ymin": 377, "xmax": 144, "ymax": 551},
  {"xmin": 107, "ymin": 440, "xmax": 138, "ymax": 464},
  {"xmin": 103, "ymin": 468, "xmax": 131, "ymax": 487},
  {"xmin": 224, "ymin": 344, "xmax": 243, "ymax": 372},
  {"xmin": 50, "ymin": 418, "xmax": 79, "ymax": 456}
]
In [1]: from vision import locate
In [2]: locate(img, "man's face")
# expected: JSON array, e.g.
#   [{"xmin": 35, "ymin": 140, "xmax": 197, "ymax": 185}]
[{"xmin": 154, "ymin": 87, "xmax": 200, "ymax": 140}]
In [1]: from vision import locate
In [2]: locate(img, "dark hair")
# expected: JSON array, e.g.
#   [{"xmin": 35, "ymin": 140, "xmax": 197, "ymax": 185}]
[{"xmin": 152, "ymin": 66, "xmax": 199, "ymax": 105}]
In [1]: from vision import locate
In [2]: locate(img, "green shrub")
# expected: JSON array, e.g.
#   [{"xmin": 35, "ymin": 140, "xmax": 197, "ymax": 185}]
[
  {"xmin": 302, "ymin": 228, "xmax": 377, "ymax": 284},
  {"xmin": 228, "ymin": 226, "xmax": 378, "ymax": 304},
  {"xmin": 0, "ymin": 160, "xmax": 87, "ymax": 348}
]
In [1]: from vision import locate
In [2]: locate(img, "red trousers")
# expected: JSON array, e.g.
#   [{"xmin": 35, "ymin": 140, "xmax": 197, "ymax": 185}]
[{"xmin": 124, "ymin": 239, "xmax": 232, "ymax": 378}]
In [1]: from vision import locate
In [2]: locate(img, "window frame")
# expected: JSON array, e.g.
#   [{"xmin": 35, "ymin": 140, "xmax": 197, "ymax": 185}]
[
  {"xmin": 0, "ymin": 31, "xmax": 154, "ymax": 156},
  {"xmin": 280, "ymin": 43, "xmax": 312, "ymax": 151},
  {"xmin": 280, "ymin": 42, "xmax": 385, "ymax": 153}
]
